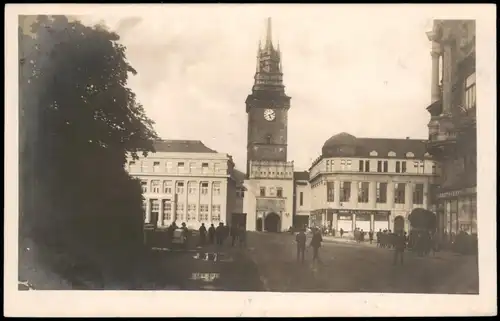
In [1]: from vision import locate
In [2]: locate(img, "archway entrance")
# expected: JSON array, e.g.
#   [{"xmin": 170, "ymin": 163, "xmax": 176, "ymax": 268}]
[
  {"xmin": 394, "ymin": 215, "xmax": 405, "ymax": 233},
  {"xmin": 264, "ymin": 212, "xmax": 280, "ymax": 233},
  {"xmin": 256, "ymin": 218, "xmax": 263, "ymax": 232}
]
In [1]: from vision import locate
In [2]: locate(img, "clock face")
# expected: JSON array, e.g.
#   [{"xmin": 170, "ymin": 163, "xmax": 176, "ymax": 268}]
[{"xmin": 264, "ymin": 109, "xmax": 276, "ymax": 121}]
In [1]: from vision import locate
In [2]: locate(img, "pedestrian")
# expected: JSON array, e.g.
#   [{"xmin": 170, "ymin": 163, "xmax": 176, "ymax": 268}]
[
  {"xmin": 340, "ymin": 228, "xmax": 344, "ymax": 238},
  {"xmin": 393, "ymin": 231, "xmax": 406, "ymax": 266},
  {"xmin": 369, "ymin": 230, "xmax": 374, "ymax": 244},
  {"xmin": 198, "ymin": 223, "xmax": 207, "ymax": 247},
  {"xmin": 208, "ymin": 224, "xmax": 216, "ymax": 244},
  {"xmin": 310, "ymin": 228, "xmax": 323, "ymax": 265},
  {"xmin": 238, "ymin": 225, "xmax": 247, "ymax": 248},
  {"xmin": 230, "ymin": 224, "xmax": 239, "ymax": 247},
  {"xmin": 215, "ymin": 222, "xmax": 225, "ymax": 247},
  {"xmin": 360, "ymin": 230, "xmax": 365, "ymax": 242},
  {"xmin": 296, "ymin": 229, "xmax": 307, "ymax": 263},
  {"xmin": 181, "ymin": 222, "xmax": 189, "ymax": 249}
]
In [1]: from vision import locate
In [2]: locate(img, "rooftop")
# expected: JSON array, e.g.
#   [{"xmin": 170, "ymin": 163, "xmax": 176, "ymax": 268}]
[
  {"xmin": 293, "ymin": 171, "xmax": 310, "ymax": 181},
  {"xmin": 153, "ymin": 140, "xmax": 218, "ymax": 154}
]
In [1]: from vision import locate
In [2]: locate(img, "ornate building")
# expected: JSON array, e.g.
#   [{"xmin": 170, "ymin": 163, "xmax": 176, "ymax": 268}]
[
  {"xmin": 126, "ymin": 140, "xmax": 237, "ymax": 230},
  {"xmin": 425, "ymin": 20, "xmax": 477, "ymax": 238},
  {"xmin": 308, "ymin": 133, "xmax": 438, "ymax": 234},
  {"xmin": 242, "ymin": 18, "xmax": 294, "ymax": 232}
]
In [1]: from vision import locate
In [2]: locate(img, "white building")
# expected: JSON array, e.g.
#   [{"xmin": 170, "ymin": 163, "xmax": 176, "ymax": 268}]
[
  {"xmin": 308, "ymin": 133, "xmax": 440, "ymax": 234},
  {"xmin": 126, "ymin": 140, "xmax": 237, "ymax": 230}
]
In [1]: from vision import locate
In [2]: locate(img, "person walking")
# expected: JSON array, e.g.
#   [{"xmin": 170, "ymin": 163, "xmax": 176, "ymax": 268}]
[
  {"xmin": 310, "ymin": 228, "xmax": 323, "ymax": 266},
  {"xmin": 238, "ymin": 225, "xmax": 247, "ymax": 248},
  {"xmin": 208, "ymin": 224, "xmax": 216, "ymax": 245},
  {"xmin": 369, "ymin": 230, "xmax": 374, "ymax": 244},
  {"xmin": 230, "ymin": 224, "xmax": 239, "ymax": 247},
  {"xmin": 181, "ymin": 222, "xmax": 189, "ymax": 250},
  {"xmin": 296, "ymin": 229, "xmax": 307, "ymax": 264},
  {"xmin": 215, "ymin": 223, "xmax": 225, "ymax": 247},
  {"xmin": 393, "ymin": 231, "xmax": 406, "ymax": 266},
  {"xmin": 340, "ymin": 228, "xmax": 344, "ymax": 238},
  {"xmin": 376, "ymin": 229, "xmax": 382, "ymax": 247},
  {"xmin": 198, "ymin": 223, "xmax": 207, "ymax": 247}
]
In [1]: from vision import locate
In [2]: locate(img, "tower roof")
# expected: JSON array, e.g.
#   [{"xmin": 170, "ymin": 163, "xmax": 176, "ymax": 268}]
[{"xmin": 252, "ymin": 17, "xmax": 285, "ymax": 93}]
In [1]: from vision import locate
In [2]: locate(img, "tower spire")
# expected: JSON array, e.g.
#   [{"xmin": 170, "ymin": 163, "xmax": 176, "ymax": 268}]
[{"xmin": 265, "ymin": 17, "xmax": 273, "ymax": 49}]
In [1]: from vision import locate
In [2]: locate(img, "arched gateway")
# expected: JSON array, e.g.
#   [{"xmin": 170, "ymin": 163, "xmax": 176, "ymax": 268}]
[{"xmin": 264, "ymin": 212, "xmax": 280, "ymax": 233}]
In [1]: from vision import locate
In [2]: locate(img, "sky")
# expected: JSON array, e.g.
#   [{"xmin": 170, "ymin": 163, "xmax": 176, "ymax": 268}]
[{"xmin": 76, "ymin": 5, "xmax": 441, "ymax": 172}]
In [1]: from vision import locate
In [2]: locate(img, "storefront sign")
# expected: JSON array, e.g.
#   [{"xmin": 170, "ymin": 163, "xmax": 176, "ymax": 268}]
[{"xmin": 438, "ymin": 187, "xmax": 476, "ymax": 199}]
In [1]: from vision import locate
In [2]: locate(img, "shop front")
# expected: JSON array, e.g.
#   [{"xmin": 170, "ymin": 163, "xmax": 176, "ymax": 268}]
[
  {"xmin": 438, "ymin": 187, "xmax": 477, "ymax": 238},
  {"xmin": 333, "ymin": 209, "xmax": 391, "ymax": 233}
]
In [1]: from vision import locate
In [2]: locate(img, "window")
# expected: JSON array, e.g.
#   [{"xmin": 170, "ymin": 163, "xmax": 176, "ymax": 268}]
[
  {"xmin": 177, "ymin": 162, "xmax": 185, "ymax": 170},
  {"xmin": 176, "ymin": 203, "xmax": 184, "ymax": 220},
  {"xmin": 166, "ymin": 162, "xmax": 173, "ymax": 173},
  {"xmin": 413, "ymin": 183, "xmax": 424, "ymax": 205},
  {"xmin": 394, "ymin": 183, "xmax": 406, "ymax": 204},
  {"xmin": 402, "ymin": 161, "xmax": 407, "ymax": 173},
  {"xmin": 277, "ymin": 187, "xmax": 283, "ymax": 198},
  {"xmin": 358, "ymin": 182, "xmax": 369, "ymax": 203},
  {"xmin": 377, "ymin": 161, "xmax": 382, "ymax": 173},
  {"xmin": 200, "ymin": 204, "xmax": 208, "ymax": 221},
  {"xmin": 236, "ymin": 188, "xmax": 245, "ymax": 198},
  {"xmin": 432, "ymin": 162, "xmax": 437, "ymax": 174},
  {"xmin": 163, "ymin": 181, "xmax": 172, "ymax": 194},
  {"xmin": 141, "ymin": 180, "xmax": 148, "ymax": 193},
  {"xmin": 300, "ymin": 191, "xmax": 304, "ymax": 206},
  {"xmin": 201, "ymin": 182, "xmax": 209, "ymax": 195},
  {"xmin": 151, "ymin": 199, "xmax": 160, "ymax": 212},
  {"xmin": 396, "ymin": 161, "xmax": 401, "ymax": 173},
  {"xmin": 464, "ymin": 72, "xmax": 476, "ymax": 110},
  {"xmin": 140, "ymin": 161, "xmax": 148, "ymax": 172},
  {"xmin": 187, "ymin": 204, "xmax": 197, "ymax": 220},
  {"xmin": 188, "ymin": 181, "xmax": 197, "ymax": 195},
  {"xmin": 359, "ymin": 160, "xmax": 370, "ymax": 172},
  {"xmin": 214, "ymin": 163, "xmax": 221, "ymax": 173},
  {"xmin": 213, "ymin": 182, "xmax": 221, "ymax": 196},
  {"xmin": 200, "ymin": 204, "xmax": 209, "ymax": 220},
  {"xmin": 189, "ymin": 162, "xmax": 196, "ymax": 173},
  {"xmin": 269, "ymin": 187, "xmax": 276, "ymax": 196},
  {"xmin": 414, "ymin": 161, "xmax": 425, "ymax": 174},
  {"xmin": 266, "ymin": 135, "xmax": 272, "ymax": 144},
  {"xmin": 260, "ymin": 187, "xmax": 266, "ymax": 197},
  {"xmin": 346, "ymin": 160, "xmax": 352, "ymax": 170},
  {"xmin": 376, "ymin": 182, "xmax": 387, "ymax": 203},
  {"xmin": 326, "ymin": 159, "xmax": 334, "ymax": 171},
  {"xmin": 326, "ymin": 182, "xmax": 335, "ymax": 202},
  {"xmin": 383, "ymin": 161, "xmax": 388, "ymax": 173},
  {"xmin": 202, "ymin": 162, "xmax": 209, "ymax": 173},
  {"xmin": 153, "ymin": 161, "xmax": 160, "ymax": 173},
  {"xmin": 176, "ymin": 181, "xmax": 184, "ymax": 194},
  {"xmin": 164, "ymin": 201, "xmax": 172, "ymax": 220},
  {"xmin": 340, "ymin": 181, "xmax": 351, "ymax": 202},
  {"xmin": 212, "ymin": 205, "xmax": 221, "ymax": 221},
  {"xmin": 129, "ymin": 161, "xmax": 136, "ymax": 166},
  {"xmin": 151, "ymin": 180, "xmax": 160, "ymax": 193}
]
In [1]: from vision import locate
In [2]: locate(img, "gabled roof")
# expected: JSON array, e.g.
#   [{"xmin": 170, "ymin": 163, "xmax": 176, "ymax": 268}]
[{"xmin": 153, "ymin": 140, "xmax": 218, "ymax": 154}]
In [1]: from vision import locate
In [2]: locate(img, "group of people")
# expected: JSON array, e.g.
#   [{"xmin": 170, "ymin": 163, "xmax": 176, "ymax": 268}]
[
  {"xmin": 197, "ymin": 222, "xmax": 247, "ymax": 248},
  {"xmin": 295, "ymin": 227, "xmax": 324, "ymax": 265}
]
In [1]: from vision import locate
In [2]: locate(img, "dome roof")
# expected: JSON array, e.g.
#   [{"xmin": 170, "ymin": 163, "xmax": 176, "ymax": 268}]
[{"xmin": 322, "ymin": 132, "xmax": 358, "ymax": 149}]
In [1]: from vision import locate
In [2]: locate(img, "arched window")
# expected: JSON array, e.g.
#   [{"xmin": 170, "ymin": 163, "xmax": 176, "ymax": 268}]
[
  {"xmin": 266, "ymin": 134, "xmax": 272, "ymax": 144},
  {"xmin": 405, "ymin": 152, "xmax": 415, "ymax": 158},
  {"xmin": 388, "ymin": 151, "xmax": 396, "ymax": 157},
  {"xmin": 369, "ymin": 150, "xmax": 378, "ymax": 157}
]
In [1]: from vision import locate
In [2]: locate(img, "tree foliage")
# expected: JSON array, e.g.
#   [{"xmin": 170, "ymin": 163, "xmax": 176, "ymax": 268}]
[{"xmin": 19, "ymin": 15, "xmax": 159, "ymax": 289}]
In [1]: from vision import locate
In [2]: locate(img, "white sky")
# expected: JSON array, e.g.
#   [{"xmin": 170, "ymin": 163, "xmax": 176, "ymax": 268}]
[{"xmin": 76, "ymin": 5, "xmax": 466, "ymax": 171}]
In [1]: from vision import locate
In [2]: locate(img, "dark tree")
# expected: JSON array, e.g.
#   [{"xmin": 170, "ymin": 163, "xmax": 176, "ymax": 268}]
[{"xmin": 19, "ymin": 15, "xmax": 159, "ymax": 289}]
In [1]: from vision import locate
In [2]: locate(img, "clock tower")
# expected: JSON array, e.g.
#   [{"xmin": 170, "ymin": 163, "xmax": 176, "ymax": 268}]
[
  {"xmin": 245, "ymin": 17, "xmax": 291, "ymax": 175},
  {"xmin": 242, "ymin": 18, "xmax": 294, "ymax": 233}
]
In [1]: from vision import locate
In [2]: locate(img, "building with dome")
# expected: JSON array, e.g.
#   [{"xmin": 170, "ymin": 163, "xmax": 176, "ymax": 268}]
[{"xmin": 307, "ymin": 132, "xmax": 440, "ymax": 234}]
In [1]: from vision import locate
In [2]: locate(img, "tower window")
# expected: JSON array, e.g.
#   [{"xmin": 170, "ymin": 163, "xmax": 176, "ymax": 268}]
[{"xmin": 266, "ymin": 134, "xmax": 272, "ymax": 144}]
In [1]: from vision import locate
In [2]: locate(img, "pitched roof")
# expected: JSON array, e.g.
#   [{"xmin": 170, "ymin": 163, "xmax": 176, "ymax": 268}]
[
  {"xmin": 153, "ymin": 140, "xmax": 218, "ymax": 154},
  {"xmin": 321, "ymin": 132, "xmax": 429, "ymax": 159},
  {"xmin": 294, "ymin": 171, "xmax": 310, "ymax": 181},
  {"xmin": 231, "ymin": 168, "xmax": 246, "ymax": 182},
  {"xmin": 355, "ymin": 137, "xmax": 428, "ymax": 158}
]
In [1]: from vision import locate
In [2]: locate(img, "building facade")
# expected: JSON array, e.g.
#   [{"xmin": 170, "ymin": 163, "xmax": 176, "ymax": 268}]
[
  {"xmin": 308, "ymin": 133, "xmax": 439, "ymax": 234},
  {"xmin": 126, "ymin": 140, "xmax": 237, "ymax": 230},
  {"xmin": 242, "ymin": 18, "xmax": 294, "ymax": 232},
  {"xmin": 425, "ymin": 20, "xmax": 477, "ymax": 238},
  {"xmin": 293, "ymin": 171, "xmax": 311, "ymax": 229}
]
